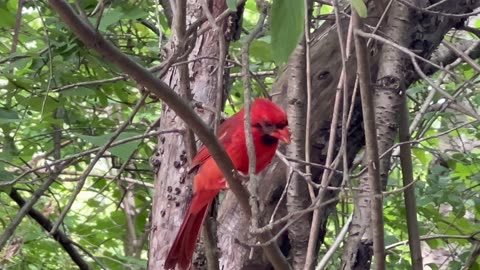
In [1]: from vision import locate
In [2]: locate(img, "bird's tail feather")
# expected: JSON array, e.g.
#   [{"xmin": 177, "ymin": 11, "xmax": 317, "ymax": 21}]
[{"xmin": 164, "ymin": 190, "xmax": 218, "ymax": 269}]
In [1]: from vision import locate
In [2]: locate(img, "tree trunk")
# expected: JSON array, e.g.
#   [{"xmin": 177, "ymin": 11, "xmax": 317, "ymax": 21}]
[
  {"xmin": 342, "ymin": 1, "xmax": 480, "ymax": 269},
  {"xmin": 148, "ymin": 0, "xmax": 236, "ymax": 268},
  {"xmin": 285, "ymin": 37, "xmax": 310, "ymax": 269}
]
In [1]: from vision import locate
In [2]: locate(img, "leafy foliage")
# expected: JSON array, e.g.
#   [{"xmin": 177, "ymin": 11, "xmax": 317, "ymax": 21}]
[
  {"xmin": 0, "ymin": 1, "xmax": 160, "ymax": 268},
  {"xmin": 270, "ymin": 0, "xmax": 305, "ymax": 65}
]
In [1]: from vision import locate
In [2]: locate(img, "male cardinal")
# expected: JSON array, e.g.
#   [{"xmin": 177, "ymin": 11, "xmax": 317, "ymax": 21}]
[{"xmin": 164, "ymin": 98, "xmax": 290, "ymax": 270}]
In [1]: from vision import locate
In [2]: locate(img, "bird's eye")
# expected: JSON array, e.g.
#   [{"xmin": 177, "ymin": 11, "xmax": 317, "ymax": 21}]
[
  {"xmin": 264, "ymin": 122, "xmax": 274, "ymax": 128},
  {"xmin": 276, "ymin": 121, "xmax": 288, "ymax": 129}
]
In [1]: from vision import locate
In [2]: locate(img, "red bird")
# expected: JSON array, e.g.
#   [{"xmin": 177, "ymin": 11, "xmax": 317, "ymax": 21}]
[{"xmin": 164, "ymin": 98, "xmax": 290, "ymax": 270}]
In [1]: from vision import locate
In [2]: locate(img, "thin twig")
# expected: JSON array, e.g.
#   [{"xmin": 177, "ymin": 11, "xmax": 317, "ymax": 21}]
[
  {"xmin": 270, "ymin": 169, "xmax": 295, "ymax": 223},
  {"xmin": 8, "ymin": 189, "xmax": 97, "ymax": 270},
  {"xmin": 410, "ymin": 55, "xmax": 480, "ymax": 121},
  {"xmin": 242, "ymin": 11, "xmax": 267, "ymax": 230},
  {"xmin": 60, "ymin": 172, "xmax": 154, "ymax": 188},
  {"xmin": 10, "ymin": 0, "xmax": 25, "ymax": 53},
  {"xmin": 356, "ymin": 30, "xmax": 459, "ymax": 79},
  {"xmin": 398, "ymin": 96, "xmax": 423, "ymax": 269},
  {"xmin": 303, "ymin": 1, "xmax": 349, "ymax": 267},
  {"xmin": 315, "ymin": 214, "xmax": 353, "ymax": 270},
  {"xmin": 443, "ymin": 40, "xmax": 480, "ymax": 75},
  {"xmin": 397, "ymin": 0, "xmax": 480, "ymax": 18},
  {"xmin": 4, "ymin": 129, "xmax": 183, "ymax": 187},
  {"xmin": 351, "ymin": 122, "xmax": 479, "ymax": 179},
  {"xmin": 385, "ymin": 232, "xmax": 480, "ymax": 250},
  {"xmin": 304, "ymin": 0, "xmax": 315, "ymax": 202}
]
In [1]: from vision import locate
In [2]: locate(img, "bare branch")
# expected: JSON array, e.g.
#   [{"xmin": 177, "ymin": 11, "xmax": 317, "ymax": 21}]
[
  {"xmin": 11, "ymin": 0, "xmax": 24, "ymax": 53},
  {"xmin": 8, "ymin": 189, "xmax": 97, "ymax": 270},
  {"xmin": 398, "ymin": 97, "xmax": 423, "ymax": 269},
  {"xmin": 0, "ymin": 163, "xmax": 68, "ymax": 251},
  {"xmin": 386, "ymin": 232, "xmax": 480, "ymax": 250},
  {"xmin": 315, "ymin": 214, "xmax": 353, "ymax": 270},
  {"xmin": 353, "ymin": 11, "xmax": 385, "ymax": 270}
]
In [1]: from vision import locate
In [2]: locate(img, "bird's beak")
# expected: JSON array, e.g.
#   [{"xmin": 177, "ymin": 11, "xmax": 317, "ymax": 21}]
[{"xmin": 271, "ymin": 128, "xmax": 291, "ymax": 144}]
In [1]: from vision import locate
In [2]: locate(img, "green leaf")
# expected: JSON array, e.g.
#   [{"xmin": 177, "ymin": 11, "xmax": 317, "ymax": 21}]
[
  {"xmin": 250, "ymin": 40, "xmax": 272, "ymax": 62},
  {"xmin": 227, "ymin": 0, "xmax": 237, "ymax": 11},
  {"xmin": 270, "ymin": 0, "xmax": 305, "ymax": 65},
  {"xmin": 0, "ymin": 108, "xmax": 20, "ymax": 125},
  {"xmin": 62, "ymin": 87, "xmax": 96, "ymax": 97},
  {"xmin": 351, "ymin": 0, "xmax": 368, "ymax": 18},
  {"xmin": 91, "ymin": 8, "xmax": 124, "ymax": 32},
  {"xmin": 124, "ymin": 7, "xmax": 148, "ymax": 20},
  {"xmin": 15, "ymin": 96, "xmax": 61, "ymax": 113},
  {"xmin": 0, "ymin": 168, "xmax": 14, "ymax": 192},
  {"xmin": 76, "ymin": 132, "xmax": 142, "ymax": 160},
  {"xmin": 0, "ymin": 8, "xmax": 15, "ymax": 27},
  {"xmin": 4, "ymin": 74, "xmax": 34, "ymax": 90}
]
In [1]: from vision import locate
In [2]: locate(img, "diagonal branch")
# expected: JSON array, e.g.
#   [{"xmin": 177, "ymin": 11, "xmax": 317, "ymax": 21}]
[
  {"xmin": 8, "ymin": 189, "xmax": 96, "ymax": 270},
  {"xmin": 0, "ymin": 162, "xmax": 68, "ymax": 251}
]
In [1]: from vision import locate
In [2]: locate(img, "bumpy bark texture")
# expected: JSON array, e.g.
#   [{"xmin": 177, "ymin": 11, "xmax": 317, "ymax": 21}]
[
  {"xmin": 285, "ymin": 39, "xmax": 311, "ymax": 269},
  {"xmin": 148, "ymin": 0, "xmax": 235, "ymax": 269}
]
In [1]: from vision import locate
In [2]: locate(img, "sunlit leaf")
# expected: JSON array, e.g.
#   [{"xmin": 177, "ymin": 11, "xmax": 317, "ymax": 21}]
[
  {"xmin": 76, "ymin": 132, "xmax": 142, "ymax": 160},
  {"xmin": 271, "ymin": 0, "xmax": 305, "ymax": 65},
  {"xmin": 227, "ymin": 0, "xmax": 237, "ymax": 11},
  {"xmin": 0, "ymin": 108, "xmax": 20, "ymax": 125},
  {"xmin": 351, "ymin": 0, "xmax": 368, "ymax": 18}
]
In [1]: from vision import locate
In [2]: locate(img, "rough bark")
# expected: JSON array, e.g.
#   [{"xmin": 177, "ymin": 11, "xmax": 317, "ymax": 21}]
[
  {"xmin": 285, "ymin": 38, "xmax": 311, "ymax": 269},
  {"xmin": 148, "ymin": 0, "xmax": 233, "ymax": 268},
  {"xmin": 341, "ymin": 1, "xmax": 480, "ymax": 269}
]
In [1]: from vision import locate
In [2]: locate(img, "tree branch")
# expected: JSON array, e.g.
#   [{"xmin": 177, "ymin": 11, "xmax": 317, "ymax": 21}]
[
  {"xmin": 352, "ymin": 12, "xmax": 385, "ymax": 270},
  {"xmin": 8, "ymin": 189, "xmax": 93, "ymax": 270},
  {"xmin": 0, "ymin": 163, "xmax": 66, "ymax": 252},
  {"xmin": 398, "ymin": 97, "xmax": 423, "ymax": 269}
]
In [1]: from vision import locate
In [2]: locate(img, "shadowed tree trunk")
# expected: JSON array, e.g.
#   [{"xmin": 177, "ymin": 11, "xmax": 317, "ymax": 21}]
[{"xmin": 341, "ymin": 1, "xmax": 480, "ymax": 269}]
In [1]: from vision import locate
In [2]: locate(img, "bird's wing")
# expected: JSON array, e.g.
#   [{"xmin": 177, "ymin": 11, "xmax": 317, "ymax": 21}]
[{"xmin": 189, "ymin": 112, "xmax": 241, "ymax": 170}]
